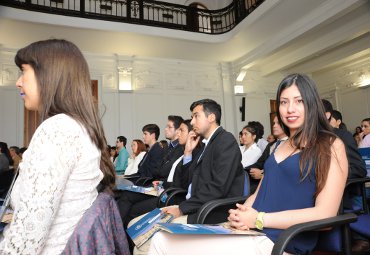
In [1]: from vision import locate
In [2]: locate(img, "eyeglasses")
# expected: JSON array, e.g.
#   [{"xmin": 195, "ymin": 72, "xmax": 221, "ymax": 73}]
[
  {"xmin": 165, "ymin": 125, "xmax": 175, "ymax": 129},
  {"xmin": 361, "ymin": 125, "xmax": 369, "ymax": 128}
]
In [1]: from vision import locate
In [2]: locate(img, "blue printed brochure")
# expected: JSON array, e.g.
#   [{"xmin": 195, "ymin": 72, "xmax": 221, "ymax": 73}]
[
  {"xmin": 126, "ymin": 208, "xmax": 173, "ymax": 247},
  {"xmin": 157, "ymin": 222, "xmax": 265, "ymax": 236}
]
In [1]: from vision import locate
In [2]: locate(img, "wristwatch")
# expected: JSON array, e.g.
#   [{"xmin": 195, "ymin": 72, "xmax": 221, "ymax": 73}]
[{"xmin": 255, "ymin": 212, "xmax": 265, "ymax": 230}]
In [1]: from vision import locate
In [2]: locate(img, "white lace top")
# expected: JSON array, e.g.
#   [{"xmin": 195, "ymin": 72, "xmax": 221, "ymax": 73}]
[{"xmin": 0, "ymin": 114, "xmax": 103, "ymax": 255}]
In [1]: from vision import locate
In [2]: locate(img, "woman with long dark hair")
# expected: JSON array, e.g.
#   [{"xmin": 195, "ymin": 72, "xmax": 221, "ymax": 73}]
[
  {"xmin": 148, "ymin": 74, "xmax": 348, "ymax": 255},
  {"xmin": 0, "ymin": 39, "xmax": 115, "ymax": 254}
]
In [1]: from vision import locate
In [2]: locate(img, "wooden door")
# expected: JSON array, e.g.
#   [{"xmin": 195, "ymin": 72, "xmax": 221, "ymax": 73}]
[
  {"xmin": 269, "ymin": 99, "xmax": 277, "ymax": 134},
  {"xmin": 23, "ymin": 80, "xmax": 98, "ymax": 146},
  {"xmin": 23, "ymin": 109, "xmax": 39, "ymax": 147}
]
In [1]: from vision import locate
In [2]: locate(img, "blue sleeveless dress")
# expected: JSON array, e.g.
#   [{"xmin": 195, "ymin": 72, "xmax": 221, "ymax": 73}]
[{"xmin": 252, "ymin": 151, "xmax": 318, "ymax": 254}]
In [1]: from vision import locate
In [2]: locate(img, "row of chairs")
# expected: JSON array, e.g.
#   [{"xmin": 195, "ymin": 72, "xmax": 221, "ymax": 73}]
[
  {"xmin": 156, "ymin": 176, "xmax": 370, "ymax": 254},
  {"xmin": 2, "ymin": 176, "xmax": 369, "ymax": 254}
]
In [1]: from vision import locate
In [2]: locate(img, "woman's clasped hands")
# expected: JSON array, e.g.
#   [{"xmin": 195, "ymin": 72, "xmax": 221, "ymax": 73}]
[{"xmin": 228, "ymin": 203, "xmax": 258, "ymax": 230}]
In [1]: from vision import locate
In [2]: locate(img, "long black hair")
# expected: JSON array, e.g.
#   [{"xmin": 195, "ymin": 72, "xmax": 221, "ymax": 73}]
[{"xmin": 276, "ymin": 74, "xmax": 337, "ymax": 196}]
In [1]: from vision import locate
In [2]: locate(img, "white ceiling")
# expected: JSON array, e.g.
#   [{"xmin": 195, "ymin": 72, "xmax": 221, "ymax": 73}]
[{"xmin": 1, "ymin": 0, "xmax": 369, "ymax": 91}]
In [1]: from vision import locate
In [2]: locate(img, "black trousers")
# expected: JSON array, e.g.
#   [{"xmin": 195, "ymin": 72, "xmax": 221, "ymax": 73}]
[{"xmin": 116, "ymin": 190, "xmax": 158, "ymax": 228}]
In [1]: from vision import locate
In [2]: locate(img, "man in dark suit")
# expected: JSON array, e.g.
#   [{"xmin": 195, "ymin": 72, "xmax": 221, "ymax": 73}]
[
  {"xmin": 161, "ymin": 99, "xmax": 245, "ymax": 223},
  {"xmin": 147, "ymin": 115, "xmax": 184, "ymax": 181},
  {"xmin": 117, "ymin": 116, "xmax": 184, "ymax": 227},
  {"xmin": 322, "ymin": 100, "xmax": 366, "ymax": 180},
  {"xmin": 136, "ymin": 123, "xmax": 164, "ymax": 179},
  {"xmin": 132, "ymin": 99, "xmax": 244, "ymax": 255}
]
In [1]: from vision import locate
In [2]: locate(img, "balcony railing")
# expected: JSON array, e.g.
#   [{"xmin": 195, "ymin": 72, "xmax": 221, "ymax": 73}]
[{"xmin": 0, "ymin": 0, "xmax": 264, "ymax": 34}]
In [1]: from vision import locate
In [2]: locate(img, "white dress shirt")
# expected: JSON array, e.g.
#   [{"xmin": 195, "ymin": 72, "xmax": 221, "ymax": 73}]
[{"xmin": 240, "ymin": 143, "xmax": 262, "ymax": 168}]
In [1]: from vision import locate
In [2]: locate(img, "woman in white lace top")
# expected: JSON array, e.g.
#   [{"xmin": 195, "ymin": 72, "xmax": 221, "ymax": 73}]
[{"xmin": 0, "ymin": 39, "xmax": 116, "ymax": 254}]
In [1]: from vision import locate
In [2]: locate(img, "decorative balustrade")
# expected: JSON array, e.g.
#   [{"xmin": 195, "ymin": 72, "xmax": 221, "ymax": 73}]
[{"xmin": 0, "ymin": 0, "xmax": 264, "ymax": 34}]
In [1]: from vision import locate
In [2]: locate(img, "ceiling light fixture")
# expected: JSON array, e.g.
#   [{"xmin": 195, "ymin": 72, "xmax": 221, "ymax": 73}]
[
  {"xmin": 234, "ymin": 85, "xmax": 244, "ymax": 94},
  {"xmin": 236, "ymin": 70, "xmax": 247, "ymax": 82}
]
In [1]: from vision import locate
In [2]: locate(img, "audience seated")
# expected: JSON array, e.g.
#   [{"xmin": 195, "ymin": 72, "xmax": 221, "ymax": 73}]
[
  {"xmin": 355, "ymin": 126, "xmax": 362, "ymax": 135},
  {"xmin": 353, "ymin": 126, "xmax": 362, "ymax": 146},
  {"xmin": 148, "ymin": 74, "xmax": 348, "ymax": 255},
  {"xmin": 9, "ymin": 146, "xmax": 21, "ymax": 170},
  {"xmin": 115, "ymin": 136, "xmax": 130, "ymax": 175},
  {"xmin": 239, "ymin": 123, "xmax": 262, "ymax": 168},
  {"xmin": 248, "ymin": 121, "xmax": 268, "ymax": 151},
  {"xmin": 124, "ymin": 123, "xmax": 164, "ymax": 182},
  {"xmin": 109, "ymin": 145, "xmax": 117, "ymax": 164},
  {"xmin": 131, "ymin": 99, "xmax": 245, "ymax": 255},
  {"xmin": 159, "ymin": 115, "xmax": 185, "ymax": 181},
  {"xmin": 19, "ymin": 147, "xmax": 27, "ymax": 158},
  {"xmin": 135, "ymin": 116, "xmax": 184, "ymax": 181},
  {"xmin": 117, "ymin": 116, "xmax": 184, "ymax": 225},
  {"xmin": 322, "ymin": 99, "xmax": 368, "ymax": 251},
  {"xmin": 322, "ymin": 100, "xmax": 366, "ymax": 181},
  {"xmin": 353, "ymin": 132, "xmax": 361, "ymax": 147},
  {"xmin": 330, "ymin": 109, "xmax": 347, "ymax": 131},
  {"xmin": 124, "ymin": 139, "xmax": 147, "ymax": 176},
  {"xmin": 245, "ymin": 116, "xmax": 288, "ymax": 193},
  {"xmin": 119, "ymin": 119, "xmax": 196, "ymax": 228},
  {"xmin": 359, "ymin": 118, "xmax": 370, "ymax": 148}
]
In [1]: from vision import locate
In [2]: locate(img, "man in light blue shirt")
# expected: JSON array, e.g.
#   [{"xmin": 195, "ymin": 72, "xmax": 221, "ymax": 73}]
[{"xmin": 115, "ymin": 136, "xmax": 130, "ymax": 175}]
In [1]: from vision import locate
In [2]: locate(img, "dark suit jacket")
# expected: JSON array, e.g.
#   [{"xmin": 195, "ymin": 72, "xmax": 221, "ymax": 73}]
[
  {"xmin": 171, "ymin": 145, "xmax": 203, "ymax": 190},
  {"xmin": 152, "ymin": 140, "xmax": 184, "ymax": 180},
  {"xmin": 178, "ymin": 127, "xmax": 245, "ymax": 223},
  {"xmin": 334, "ymin": 128, "xmax": 366, "ymax": 179},
  {"xmin": 334, "ymin": 128, "xmax": 367, "ymax": 208},
  {"xmin": 137, "ymin": 142, "xmax": 164, "ymax": 178}
]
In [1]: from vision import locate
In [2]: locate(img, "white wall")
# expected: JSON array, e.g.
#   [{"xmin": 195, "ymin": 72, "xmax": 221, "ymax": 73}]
[
  {"xmin": 0, "ymin": 47, "xmax": 237, "ymax": 150},
  {"xmin": 234, "ymin": 93, "xmax": 275, "ymax": 138},
  {"xmin": 112, "ymin": 57, "xmax": 227, "ymax": 146},
  {"xmin": 0, "ymin": 49, "xmax": 24, "ymax": 147},
  {"xmin": 338, "ymin": 87, "xmax": 370, "ymax": 133},
  {"xmin": 232, "ymin": 68, "xmax": 283, "ymax": 138},
  {"xmin": 0, "ymin": 86, "xmax": 23, "ymax": 147},
  {"xmin": 2, "ymin": 44, "xmax": 367, "ymax": 149},
  {"xmin": 315, "ymin": 69, "xmax": 370, "ymax": 134}
]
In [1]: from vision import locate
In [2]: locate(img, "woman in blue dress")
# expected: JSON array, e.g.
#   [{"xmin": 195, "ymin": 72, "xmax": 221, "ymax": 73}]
[{"xmin": 148, "ymin": 74, "xmax": 349, "ymax": 255}]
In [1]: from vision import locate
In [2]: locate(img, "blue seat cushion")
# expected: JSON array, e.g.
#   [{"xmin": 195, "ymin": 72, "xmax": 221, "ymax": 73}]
[
  {"xmin": 351, "ymin": 214, "xmax": 370, "ymax": 238},
  {"xmin": 315, "ymin": 228, "xmax": 342, "ymax": 252}
]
